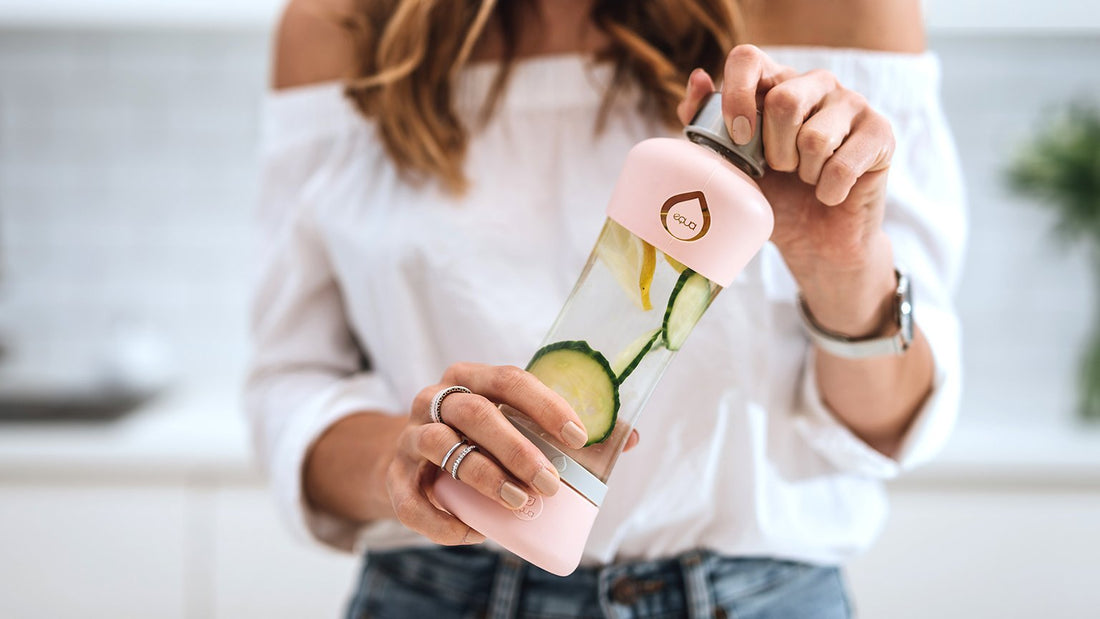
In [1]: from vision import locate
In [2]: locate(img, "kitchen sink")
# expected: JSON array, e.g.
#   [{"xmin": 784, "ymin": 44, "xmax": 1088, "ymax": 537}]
[{"xmin": 0, "ymin": 387, "xmax": 156, "ymax": 422}]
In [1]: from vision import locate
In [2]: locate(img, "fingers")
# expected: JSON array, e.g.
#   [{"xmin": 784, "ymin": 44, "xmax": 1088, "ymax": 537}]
[
  {"xmin": 793, "ymin": 89, "xmax": 858, "ymax": 186},
  {"xmin": 413, "ymin": 411, "xmax": 558, "ymax": 507},
  {"xmin": 815, "ymin": 110, "xmax": 894, "ymax": 206},
  {"xmin": 676, "ymin": 68, "xmax": 716, "ymax": 126},
  {"xmin": 415, "ymin": 423, "xmax": 531, "ymax": 510},
  {"xmin": 441, "ymin": 363, "xmax": 589, "ymax": 449},
  {"xmin": 721, "ymin": 44, "xmax": 795, "ymax": 146},
  {"xmin": 761, "ymin": 69, "xmax": 839, "ymax": 173},
  {"xmin": 622, "ymin": 429, "xmax": 640, "ymax": 453},
  {"xmin": 388, "ymin": 458, "xmax": 485, "ymax": 546},
  {"xmin": 395, "ymin": 361, "xmax": 609, "ymax": 545},
  {"xmin": 710, "ymin": 44, "xmax": 894, "ymax": 203}
]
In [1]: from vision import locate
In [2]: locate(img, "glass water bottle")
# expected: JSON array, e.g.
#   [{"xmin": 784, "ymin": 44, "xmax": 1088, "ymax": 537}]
[{"xmin": 434, "ymin": 94, "xmax": 774, "ymax": 576}]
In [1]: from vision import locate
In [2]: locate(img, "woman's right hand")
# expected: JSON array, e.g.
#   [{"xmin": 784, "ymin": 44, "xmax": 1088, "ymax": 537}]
[{"xmin": 386, "ymin": 363, "xmax": 592, "ymax": 545}]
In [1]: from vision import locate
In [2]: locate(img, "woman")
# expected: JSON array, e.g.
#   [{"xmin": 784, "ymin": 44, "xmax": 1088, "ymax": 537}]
[{"xmin": 248, "ymin": 0, "xmax": 964, "ymax": 616}]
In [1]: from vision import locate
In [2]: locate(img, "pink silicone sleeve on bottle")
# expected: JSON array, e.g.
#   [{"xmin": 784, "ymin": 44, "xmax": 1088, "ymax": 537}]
[{"xmin": 433, "ymin": 474, "xmax": 597, "ymax": 577}]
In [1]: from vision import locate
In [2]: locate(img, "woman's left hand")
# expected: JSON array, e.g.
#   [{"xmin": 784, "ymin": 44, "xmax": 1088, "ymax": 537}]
[{"xmin": 677, "ymin": 45, "xmax": 899, "ymax": 337}]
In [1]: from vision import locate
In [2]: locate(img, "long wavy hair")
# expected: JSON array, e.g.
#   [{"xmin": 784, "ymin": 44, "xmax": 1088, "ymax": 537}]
[{"xmin": 341, "ymin": 0, "xmax": 742, "ymax": 194}]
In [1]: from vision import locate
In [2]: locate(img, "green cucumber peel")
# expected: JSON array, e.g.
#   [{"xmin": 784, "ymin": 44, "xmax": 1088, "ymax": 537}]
[
  {"xmin": 661, "ymin": 269, "xmax": 714, "ymax": 351},
  {"xmin": 611, "ymin": 328, "xmax": 663, "ymax": 384},
  {"xmin": 526, "ymin": 340, "xmax": 620, "ymax": 446}
]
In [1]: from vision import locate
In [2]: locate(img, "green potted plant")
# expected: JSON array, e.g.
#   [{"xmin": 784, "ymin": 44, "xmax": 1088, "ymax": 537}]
[{"xmin": 1007, "ymin": 103, "xmax": 1100, "ymax": 421}]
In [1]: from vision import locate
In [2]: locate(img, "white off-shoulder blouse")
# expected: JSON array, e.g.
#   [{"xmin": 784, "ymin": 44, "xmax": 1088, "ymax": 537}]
[{"xmin": 246, "ymin": 47, "xmax": 966, "ymax": 566}]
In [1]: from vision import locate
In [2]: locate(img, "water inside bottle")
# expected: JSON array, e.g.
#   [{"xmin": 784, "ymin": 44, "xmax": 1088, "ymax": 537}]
[{"xmin": 510, "ymin": 220, "xmax": 721, "ymax": 483}]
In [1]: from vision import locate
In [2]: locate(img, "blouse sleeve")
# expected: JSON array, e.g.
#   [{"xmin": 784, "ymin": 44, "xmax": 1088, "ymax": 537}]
[
  {"xmin": 767, "ymin": 48, "xmax": 967, "ymax": 478},
  {"xmin": 244, "ymin": 84, "xmax": 402, "ymax": 551}
]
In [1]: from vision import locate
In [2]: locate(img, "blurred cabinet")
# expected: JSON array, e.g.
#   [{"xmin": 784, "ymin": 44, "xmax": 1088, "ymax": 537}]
[
  {"xmin": 848, "ymin": 486, "xmax": 1100, "ymax": 618},
  {"xmin": 3, "ymin": 480, "xmax": 1099, "ymax": 617},
  {"xmin": 0, "ymin": 484, "xmax": 189, "ymax": 619},
  {"xmin": 0, "ymin": 481, "xmax": 357, "ymax": 619},
  {"xmin": 208, "ymin": 486, "xmax": 356, "ymax": 618}
]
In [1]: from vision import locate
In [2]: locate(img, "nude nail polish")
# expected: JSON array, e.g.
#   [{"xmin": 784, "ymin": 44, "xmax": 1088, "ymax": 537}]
[
  {"xmin": 531, "ymin": 466, "xmax": 560, "ymax": 496},
  {"xmin": 500, "ymin": 481, "xmax": 529, "ymax": 509},
  {"xmin": 463, "ymin": 528, "xmax": 486, "ymax": 544},
  {"xmin": 562, "ymin": 421, "xmax": 588, "ymax": 449},
  {"xmin": 730, "ymin": 115, "xmax": 752, "ymax": 146}
]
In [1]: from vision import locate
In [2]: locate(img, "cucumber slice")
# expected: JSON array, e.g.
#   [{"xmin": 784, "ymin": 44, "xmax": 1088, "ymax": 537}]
[
  {"xmin": 526, "ymin": 341, "xmax": 620, "ymax": 446},
  {"xmin": 662, "ymin": 270, "xmax": 715, "ymax": 351},
  {"xmin": 611, "ymin": 328, "xmax": 662, "ymax": 384}
]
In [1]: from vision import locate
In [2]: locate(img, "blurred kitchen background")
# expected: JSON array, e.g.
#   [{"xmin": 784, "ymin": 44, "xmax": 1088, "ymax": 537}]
[{"xmin": 0, "ymin": 1, "xmax": 1097, "ymax": 617}]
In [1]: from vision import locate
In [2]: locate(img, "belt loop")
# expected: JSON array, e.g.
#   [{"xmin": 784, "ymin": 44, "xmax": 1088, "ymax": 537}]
[
  {"xmin": 679, "ymin": 550, "xmax": 715, "ymax": 619},
  {"xmin": 486, "ymin": 552, "xmax": 526, "ymax": 619}
]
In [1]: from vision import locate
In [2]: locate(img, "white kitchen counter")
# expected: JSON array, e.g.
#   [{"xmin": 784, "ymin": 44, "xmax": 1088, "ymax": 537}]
[
  {"xmin": 0, "ymin": 381, "xmax": 258, "ymax": 482},
  {"xmin": 2, "ymin": 385, "xmax": 1099, "ymax": 485},
  {"xmin": 899, "ymin": 420, "xmax": 1100, "ymax": 487}
]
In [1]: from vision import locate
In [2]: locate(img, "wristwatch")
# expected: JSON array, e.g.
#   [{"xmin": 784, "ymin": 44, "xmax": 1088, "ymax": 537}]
[{"xmin": 796, "ymin": 269, "xmax": 913, "ymax": 358}]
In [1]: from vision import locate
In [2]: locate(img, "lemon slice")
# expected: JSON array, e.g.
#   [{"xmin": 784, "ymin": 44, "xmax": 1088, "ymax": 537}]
[
  {"xmin": 639, "ymin": 243, "xmax": 656, "ymax": 310},
  {"xmin": 597, "ymin": 221, "xmax": 657, "ymax": 311}
]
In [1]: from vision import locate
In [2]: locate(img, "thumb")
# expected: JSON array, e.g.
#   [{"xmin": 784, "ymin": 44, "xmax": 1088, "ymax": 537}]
[
  {"xmin": 621, "ymin": 429, "xmax": 641, "ymax": 453},
  {"xmin": 677, "ymin": 68, "xmax": 716, "ymax": 126}
]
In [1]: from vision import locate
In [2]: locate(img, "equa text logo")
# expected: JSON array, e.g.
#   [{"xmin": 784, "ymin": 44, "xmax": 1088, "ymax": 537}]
[
  {"xmin": 512, "ymin": 494, "xmax": 543, "ymax": 521},
  {"xmin": 660, "ymin": 191, "xmax": 711, "ymax": 242}
]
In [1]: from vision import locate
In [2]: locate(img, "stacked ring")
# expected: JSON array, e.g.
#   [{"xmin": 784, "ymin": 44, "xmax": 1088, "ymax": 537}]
[
  {"xmin": 440, "ymin": 439, "xmax": 467, "ymax": 472},
  {"xmin": 449, "ymin": 444, "xmax": 479, "ymax": 481},
  {"xmin": 430, "ymin": 385, "xmax": 472, "ymax": 424}
]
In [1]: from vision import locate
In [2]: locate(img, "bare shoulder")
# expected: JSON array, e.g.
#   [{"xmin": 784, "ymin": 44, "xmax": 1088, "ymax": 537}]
[
  {"xmin": 272, "ymin": 0, "xmax": 358, "ymax": 90},
  {"xmin": 741, "ymin": 0, "xmax": 925, "ymax": 53}
]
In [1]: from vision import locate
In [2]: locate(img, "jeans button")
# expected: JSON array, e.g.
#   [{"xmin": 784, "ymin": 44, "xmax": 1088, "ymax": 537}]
[{"xmin": 609, "ymin": 577, "xmax": 638, "ymax": 605}]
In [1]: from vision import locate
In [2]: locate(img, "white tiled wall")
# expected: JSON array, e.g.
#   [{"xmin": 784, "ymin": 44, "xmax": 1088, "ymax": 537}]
[
  {"xmin": 0, "ymin": 30, "xmax": 268, "ymax": 386},
  {"xmin": 0, "ymin": 29, "xmax": 1096, "ymax": 422}
]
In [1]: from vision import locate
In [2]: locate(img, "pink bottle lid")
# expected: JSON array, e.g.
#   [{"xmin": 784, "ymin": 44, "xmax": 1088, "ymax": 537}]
[{"xmin": 606, "ymin": 95, "xmax": 774, "ymax": 287}]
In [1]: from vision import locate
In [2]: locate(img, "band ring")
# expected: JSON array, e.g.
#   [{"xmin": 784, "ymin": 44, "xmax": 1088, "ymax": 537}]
[
  {"xmin": 450, "ymin": 444, "xmax": 478, "ymax": 481},
  {"xmin": 430, "ymin": 385, "xmax": 472, "ymax": 425},
  {"xmin": 440, "ymin": 439, "xmax": 467, "ymax": 472}
]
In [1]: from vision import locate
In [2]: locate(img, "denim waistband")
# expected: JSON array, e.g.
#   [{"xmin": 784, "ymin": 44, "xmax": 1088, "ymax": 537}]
[{"xmin": 350, "ymin": 545, "xmax": 849, "ymax": 619}]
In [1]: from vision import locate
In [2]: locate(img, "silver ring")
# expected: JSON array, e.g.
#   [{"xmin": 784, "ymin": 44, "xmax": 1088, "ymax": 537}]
[
  {"xmin": 440, "ymin": 439, "xmax": 467, "ymax": 472},
  {"xmin": 450, "ymin": 444, "xmax": 478, "ymax": 480},
  {"xmin": 430, "ymin": 385, "xmax": 472, "ymax": 424}
]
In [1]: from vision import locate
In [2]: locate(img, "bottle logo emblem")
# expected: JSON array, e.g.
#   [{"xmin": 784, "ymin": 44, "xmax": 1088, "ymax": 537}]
[
  {"xmin": 660, "ymin": 191, "xmax": 711, "ymax": 242},
  {"xmin": 512, "ymin": 493, "xmax": 544, "ymax": 521}
]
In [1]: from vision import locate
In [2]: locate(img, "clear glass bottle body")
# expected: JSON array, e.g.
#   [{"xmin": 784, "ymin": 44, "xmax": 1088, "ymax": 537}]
[
  {"xmin": 505, "ymin": 219, "xmax": 720, "ymax": 483},
  {"xmin": 432, "ymin": 107, "xmax": 774, "ymax": 575}
]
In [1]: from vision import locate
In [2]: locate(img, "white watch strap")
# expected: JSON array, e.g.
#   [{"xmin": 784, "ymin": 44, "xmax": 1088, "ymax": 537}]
[{"xmin": 796, "ymin": 269, "xmax": 913, "ymax": 359}]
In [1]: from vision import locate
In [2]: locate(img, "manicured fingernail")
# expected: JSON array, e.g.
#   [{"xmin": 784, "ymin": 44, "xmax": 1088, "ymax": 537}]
[
  {"xmin": 463, "ymin": 528, "xmax": 486, "ymax": 544},
  {"xmin": 686, "ymin": 68, "xmax": 702, "ymax": 88},
  {"xmin": 532, "ymin": 466, "xmax": 560, "ymax": 496},
  {"xmin": 730, "ymin": 115, "xmax": 752, "ymax": 145},
  {"xmin": 562, "ymin": 421, "xmax": 588, "ymax": 449},
  {"xmin": 500, "ymin": 481, "xmax": 529, "ymax": 509}
]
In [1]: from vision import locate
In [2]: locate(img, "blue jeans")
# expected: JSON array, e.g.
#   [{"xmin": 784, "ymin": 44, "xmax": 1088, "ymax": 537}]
[{"xmin": 346, "ymin": 546, "xmax": 851, "ymax": 618}]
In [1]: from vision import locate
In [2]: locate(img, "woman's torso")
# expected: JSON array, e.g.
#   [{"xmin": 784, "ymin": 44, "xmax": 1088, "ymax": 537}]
[{"xmin": 275, "ymin": 49, "xmax": 952, "ymax": 564}]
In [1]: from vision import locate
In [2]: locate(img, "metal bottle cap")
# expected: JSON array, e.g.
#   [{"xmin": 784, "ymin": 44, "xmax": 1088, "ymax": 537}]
[{"xmin": 683, "ymin": 92, "xmax": 766, "ymax": 178}]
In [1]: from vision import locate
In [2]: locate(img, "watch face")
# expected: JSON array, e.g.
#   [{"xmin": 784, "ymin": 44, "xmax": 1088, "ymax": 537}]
[{"xmin": 897, "ymin": 271, "xmax": 914, "ymax": 346}]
